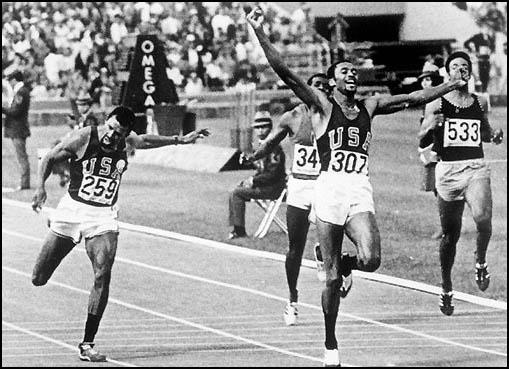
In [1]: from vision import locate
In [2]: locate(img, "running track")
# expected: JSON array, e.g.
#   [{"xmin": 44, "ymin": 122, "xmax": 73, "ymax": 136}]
[{"xmin": 2, "ymin": 201, "xmax": 507, "ymax": 367}]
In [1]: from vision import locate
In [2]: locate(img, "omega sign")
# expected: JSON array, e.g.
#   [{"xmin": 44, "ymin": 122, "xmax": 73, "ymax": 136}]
[{"xmin": 141, "ymin": 39, "xmax": 156, "ymax": 107}]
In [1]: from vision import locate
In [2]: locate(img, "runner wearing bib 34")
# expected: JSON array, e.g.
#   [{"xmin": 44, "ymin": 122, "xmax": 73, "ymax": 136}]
[
  {"xmin": 247, "ymin": 7, "xmax": 468, "ymax": 366},
  {"xmin": 242, "ymin": 74, "xmax": 353, "ymax": 327},
  {"xmin": 420, "ymin": 51, "xmax": 503, "ymax": 316}
]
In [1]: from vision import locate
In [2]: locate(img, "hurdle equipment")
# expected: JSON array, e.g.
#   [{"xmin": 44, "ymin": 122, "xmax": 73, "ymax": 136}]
[{"xmin": 252, "ymin": 188, "xmax": 288, "ymax": 238}]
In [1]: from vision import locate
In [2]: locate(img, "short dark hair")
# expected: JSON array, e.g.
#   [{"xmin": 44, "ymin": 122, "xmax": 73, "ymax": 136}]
[
  {"xmin": 8, "ymin": 70, "xmax": 24, "ymax": 82},
  {"xmin": 326, "ymin": 60, "xmax": 355, "ymax": 79},
  {"xmin": 307, "ymin": 73, "xmax": 328, "ymax": 86},
  {"xmin": 445, "ymin": 51, "xmax": 472, "ymax": 74},
  {"xmin": 107, "ymin": 106, "xmax": 135, "ymax": 132}
]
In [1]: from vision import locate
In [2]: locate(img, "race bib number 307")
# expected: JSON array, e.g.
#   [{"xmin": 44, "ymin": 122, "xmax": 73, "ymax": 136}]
[
  {"xmin": 444, "ymin": 118, "xmax": 481, "ymax": 147},
  {"xmin": 292, "ymin": 144, "xmax": 321, "ymax": 176},
  {"xmin": 78, "ymin": 175, "xmax": 119, "ymax": 205},
  {"xmin": 328, "ymin": 150, "xmax": 369, "ymax": 175}
]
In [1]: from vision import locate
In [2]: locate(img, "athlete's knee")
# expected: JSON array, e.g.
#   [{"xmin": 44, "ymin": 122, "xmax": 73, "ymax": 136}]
[
  {"xmin": 473, "ymin": 213, "xmax": 492, "ymax": 233},
  {"xmin": 325, "ymin": 275, "xmax": 342, "ymax": 290},
  {"xmin": 441, "ymin": 227, "xmax": 461, "ymax": 245},
  {"xmin": 358, "ymin": 254, "xmax": 381, "ymax": 272},
  {"xmin": 93, "ymin": 266, "xmax": 113, "ymax": 287}
]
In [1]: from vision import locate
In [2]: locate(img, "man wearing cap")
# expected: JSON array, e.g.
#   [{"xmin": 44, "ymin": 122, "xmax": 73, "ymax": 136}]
[
  {"xmin": 228, "ymin": 110, "xmax": 286, "ymax": 239},
  {"xmin": 416, "ymin": 64, "xmax": 444, "ymax": 239},
  {"xmin": 420, "ymin": 51, "xmax": 503, "ymax": 316},
  {"xmin": 2, "ymin": 70, "xmax": 31, "ymax": 190}
]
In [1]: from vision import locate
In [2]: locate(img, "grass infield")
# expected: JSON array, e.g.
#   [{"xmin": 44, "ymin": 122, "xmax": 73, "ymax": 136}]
[{"xmin": 2, "ymin": 107, "xmax": 507, "ymax": 301}]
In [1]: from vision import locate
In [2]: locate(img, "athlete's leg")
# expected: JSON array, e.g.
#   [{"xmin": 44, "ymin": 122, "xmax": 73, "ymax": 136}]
[
  {"xmin": 316, "ymin": 218, "xmax": 344, "ymax": 350},
  {"xmin": 285, "ymin": 205, "xmax": 310, "ymax": 303},
  {"xmin": 82, "ymin": 232, "xmax": 118, "ymax": 343},
  {"xmin": 464, "ymin": 177, "xmax": 492, "ymax": 265},
  {"xmin": 437, "ymin": 195, "xmax": 465, "ymax": 292},
  {"xmin": 343, "ymin": 212, "xmax": 381, "ymax": 273},
  {"xmin": 32, "ymin": 232, "xmax": 76, "ymax": 286}
]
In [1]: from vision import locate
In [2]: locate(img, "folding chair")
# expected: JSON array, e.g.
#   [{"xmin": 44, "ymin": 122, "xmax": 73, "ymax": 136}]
[{"xmin": 252, "ymin": 188, "xmax": 288, "ymax": 238}]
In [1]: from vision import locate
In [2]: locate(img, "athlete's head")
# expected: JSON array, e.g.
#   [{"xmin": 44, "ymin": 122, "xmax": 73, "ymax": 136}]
[
  {"xmin": 326, "ymin": 60, "xmax": 358, "ymax": 95},
  {"xmin": 252, "ymin": 110, "xmax": 272, "ymax": 140},
  {"xmin": 445, "ymin": 51, "xmax": 472, "ymax": 83},
  {"xmin": 307, "ymin": 73, "xmax": 330, "ymax": 95},
  {"xmin": 101, "ymin": 106, "xmax": 135, "ymax": 151}
]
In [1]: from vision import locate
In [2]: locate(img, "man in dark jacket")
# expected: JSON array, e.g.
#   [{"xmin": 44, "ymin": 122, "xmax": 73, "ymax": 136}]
[
  {"xmin": 2, "ymin": 70, "xmax": 31, "ymax": 189},
  {"xmin": 228, "ymin": 111, "xmax": 286, "ymax": 239}
]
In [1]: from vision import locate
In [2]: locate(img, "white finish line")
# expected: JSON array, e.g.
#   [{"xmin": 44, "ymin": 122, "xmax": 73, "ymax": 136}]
[{"xmin": 2, "ymin": 197, "xmax": 506, "ymax": 311}]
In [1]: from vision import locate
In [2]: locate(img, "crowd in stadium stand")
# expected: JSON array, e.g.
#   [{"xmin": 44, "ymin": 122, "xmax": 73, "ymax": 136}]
[{"xmin": 2, "ymin": 2, "xmax": 329, "ymax": 102}]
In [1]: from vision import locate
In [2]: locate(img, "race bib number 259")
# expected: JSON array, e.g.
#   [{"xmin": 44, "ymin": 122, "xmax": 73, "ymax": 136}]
[
  {"xmin": 329, "ymin": 149, "xmax": 368, "ymax": 175},
  {"xmin": 444, "ymin": 118, "xmax": 481, "ymax": 147},
  {"xmin": 78, "ymin": 175, "xmax": 119, "ymax": 205}
]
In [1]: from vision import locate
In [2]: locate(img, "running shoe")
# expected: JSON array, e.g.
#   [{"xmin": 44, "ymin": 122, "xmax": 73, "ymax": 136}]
[
  {"xmin": 475, "ymin": 262, "xmax": 490, "ymax": 291},
  {"xmin": 283, "ymin": 301, "xmax": 298, "ymax": 326},
  {"xmin": 439, "ymin": 291, "xmax": 454, "ymax": 316},
  {"xmin": 228, "ymin": 230, "xmax": 247, "ymax": 240},
  {"xmin": 78, "ymin": 342, "xmax": 107, "ymax": 362},
  {"xmin": 323, "ymin": 348, "xmax": 341, "ymax": 367},
  {"xmin": 314, "ymin": 243, "xmax": 326, "ymax": 282}
]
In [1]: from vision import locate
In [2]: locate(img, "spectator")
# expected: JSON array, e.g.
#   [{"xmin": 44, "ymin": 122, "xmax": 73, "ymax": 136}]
[
  {"xmin": 2, "ymin": 70, "xmax": 31, "ymax": 190},
  {"xmin": 184, "ymin": 71, "xmax": 204, "ymax": 96},
  {"xmin": 464, "ymin": 25, "xmax": 496, "ymax": 92},
  {"xmin": 228, "ymin": 111, "xmax": 286, "ymax": 239},
  {"xmin": 110, "ymin": 14, "xmax": 128, "ymax": 44}
]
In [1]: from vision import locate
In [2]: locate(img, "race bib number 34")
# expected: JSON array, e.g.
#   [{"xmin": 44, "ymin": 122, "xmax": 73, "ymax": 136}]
[
  {"xmin": 292, "ymin": 144, "xmax": 321, "ymax": 176},
  {"xmin": 444, "ymin": 118, "xmax": 481, "ymax": 147},
  {"xmin": 329, "ymin": 150, "xmax": 369, "ymax": 175},
  {"xmin": 78, "ymin": 175, "xmax": 119, "ymax": 205}
]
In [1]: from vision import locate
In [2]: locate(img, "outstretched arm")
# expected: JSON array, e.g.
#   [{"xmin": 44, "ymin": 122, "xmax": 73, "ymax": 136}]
[
  {"xmin": 246, "ymin": 7, "xmax": 326, "ymax": 113},
  {"xmin": 367, "ymin": 78, "xmax": 466, "ymax": 117},
  {"xmin": 127, "ymin": 129, "xmax": 210, "ymax": 149}
]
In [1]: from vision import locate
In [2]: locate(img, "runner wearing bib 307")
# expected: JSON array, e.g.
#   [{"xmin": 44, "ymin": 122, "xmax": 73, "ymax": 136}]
[
  {"xmin": 420, "ymin": 51, "xmax": 503, "ymax": 316},
  {"xmin": 247, "ymin": 7, "xmax": 468, "ymax": 366}
]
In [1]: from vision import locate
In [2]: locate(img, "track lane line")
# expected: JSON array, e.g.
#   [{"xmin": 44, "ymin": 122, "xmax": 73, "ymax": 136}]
[
  {"xmin": 1, "ymin": 320, "xmax": 137, "ymax": 367},
  {"xmin": 3, "ymin": 228, "xmax": 507, "ymax": 358},
  {"xmin": 3, "ymin": 198, "xmax": 506, "ymax": 311},
  {"xmin": 2, "ymin": 265, "xmax": 336, "ymax": 366}
]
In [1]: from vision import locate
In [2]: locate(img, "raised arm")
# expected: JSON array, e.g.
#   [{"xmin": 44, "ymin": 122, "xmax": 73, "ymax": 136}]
[
  {"xmin": 32, "ymin": 129, "xmax": 89, "ymax": 212},
  {"xmin": 127, "ymin": 129, "xmax": 210, "ymax": 149},
  {"xmin": 246, "ymin": 7, "xmax": 327, "ymax": 113}
]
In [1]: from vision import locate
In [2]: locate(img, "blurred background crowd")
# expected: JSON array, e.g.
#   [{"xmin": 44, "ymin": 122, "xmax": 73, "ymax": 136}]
[{"xmin": 2, "ymin": 2, "xmax": 330, "ymax": 102}]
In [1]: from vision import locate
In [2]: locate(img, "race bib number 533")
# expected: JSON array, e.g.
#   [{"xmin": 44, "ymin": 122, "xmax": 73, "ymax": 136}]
[
  {"xmin": 78, "ymin": 175, "xmax": 119, "ymax": 205},
  {"xmin": 444, "ymin": 118, "xmax": 481, "ymax": 147},
  {"xmin": 329, "ymin": 150, "xmax": 368, "ymax": 175}
]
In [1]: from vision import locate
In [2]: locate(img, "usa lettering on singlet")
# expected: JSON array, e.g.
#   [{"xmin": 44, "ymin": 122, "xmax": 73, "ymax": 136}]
[
  {"xmin": 316, "ymin": 100, "xmax": 372, "ymax": 176},
  {"xmin": 433, "ymin": 95, "xmax": 485, "ymax": 162},
  {"xmin": 68, "ymin": 126, "xmax": 128, "ymax": 207},
  {"xmin": 290, "ymin": 104, "xmax": 321, "ymax": 179}
]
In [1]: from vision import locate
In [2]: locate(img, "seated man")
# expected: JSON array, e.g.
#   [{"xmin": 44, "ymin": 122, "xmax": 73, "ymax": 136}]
[{"xmin": 228, "ymin": 111, "xmax": 286, "ymax": 239}]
